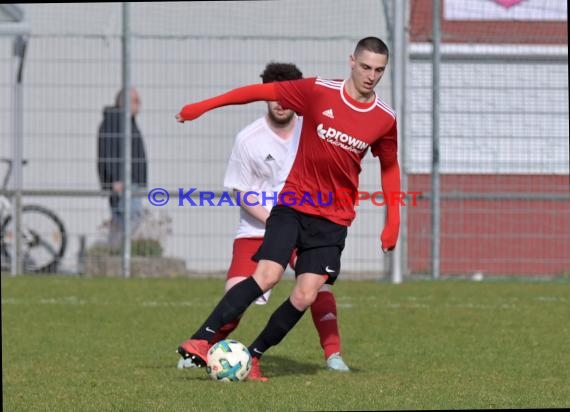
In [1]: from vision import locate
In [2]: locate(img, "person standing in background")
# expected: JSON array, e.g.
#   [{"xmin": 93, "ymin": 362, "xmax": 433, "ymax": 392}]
[{"xmin": 97, "ymin": 87, "xmax": 147, "ymax": 247}]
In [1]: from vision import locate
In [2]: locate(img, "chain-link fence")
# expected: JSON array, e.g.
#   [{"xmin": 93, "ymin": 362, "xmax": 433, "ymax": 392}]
[
  {"xmin": 0, "ymin": 1, "xmax": 395, "ymax": 278},
  {"xmin": 1, "ymin": 1, "xmax": 568, "ymax": 279},
  {"xmin": 405, "ymin": 0, "xmax": 569, "ymax": 277}
]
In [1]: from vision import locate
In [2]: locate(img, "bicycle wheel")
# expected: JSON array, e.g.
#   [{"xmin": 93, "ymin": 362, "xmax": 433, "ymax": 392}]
[{"xmin": 0, "ymin": 205, "xmax": 67, "ymax": 273}]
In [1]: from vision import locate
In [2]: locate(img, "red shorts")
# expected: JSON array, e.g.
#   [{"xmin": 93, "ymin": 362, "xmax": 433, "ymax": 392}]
[
  {"xmin": 227, "ymin": 238, "xmax": 264, "ymax": 278},
  {"xmin": 227, "ymin": 237, "xmax": 297, "ymax": 279}
]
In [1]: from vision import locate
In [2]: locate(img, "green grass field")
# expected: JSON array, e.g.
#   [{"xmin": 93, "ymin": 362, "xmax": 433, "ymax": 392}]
[{"xmin": 2, "ymin": 275, "xmax": 569, "ymax": 411}]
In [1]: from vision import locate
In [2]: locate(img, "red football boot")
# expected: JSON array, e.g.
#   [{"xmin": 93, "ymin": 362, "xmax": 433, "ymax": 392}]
[
  {"xmin": 177, "ymin": 339, "xmax": 210, "ymax": 368},
  {"xmin": 247, "ymin": 357, "xmax": 269, "ymax": 382}
]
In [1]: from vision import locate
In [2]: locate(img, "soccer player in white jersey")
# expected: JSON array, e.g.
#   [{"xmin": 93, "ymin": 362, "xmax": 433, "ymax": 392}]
[
  {"xmin": 177, "ymin": 62, "xmax": 349, "ymax": 373},
  {"xmin": 176, "ymin": 37, "xmax": 400, "ymax": 381}
]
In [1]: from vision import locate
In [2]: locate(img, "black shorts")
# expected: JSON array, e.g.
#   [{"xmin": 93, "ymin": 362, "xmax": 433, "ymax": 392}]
[{"xmin": 253, "ymin": 205, "xmax": 347, "ymax": 285}]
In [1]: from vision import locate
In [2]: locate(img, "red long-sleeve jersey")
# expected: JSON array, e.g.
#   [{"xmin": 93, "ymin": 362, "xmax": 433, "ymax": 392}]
[{"xmin": 178, "ymin": 77, "xmax": 400, "ymax": 250}]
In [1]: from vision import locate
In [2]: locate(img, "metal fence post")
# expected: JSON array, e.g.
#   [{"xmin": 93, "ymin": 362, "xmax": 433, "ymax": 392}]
[
  {"xmin": 11, "ymin": 34, "xmax": 27, "ymax": 276},
  {"xmin": 431, "ymin": 0, "xmax": 441, "ymax": 280},
  {"xmin": 390, "ymin": 0, "xmax": 408, "ymax": 284},
  {"xmin": 122, "ymin": 2, "xmax": 132, "ymax": 278}
]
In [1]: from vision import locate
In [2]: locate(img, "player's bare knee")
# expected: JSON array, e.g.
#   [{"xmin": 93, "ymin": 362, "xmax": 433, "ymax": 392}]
[
  {"xmin": 290, "ymin": 288, "xmax": 318, "ymax": 310},
  {"xmin": 252, "ymin": 260, "xmax": 283, "ymax": 291}
]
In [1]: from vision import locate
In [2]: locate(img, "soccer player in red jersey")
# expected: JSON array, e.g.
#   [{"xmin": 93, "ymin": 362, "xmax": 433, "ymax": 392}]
[
  {"xmin": 175, "ymin": 37, "xmax": 400, "ymax": 381},
  {"xmin": 177, "ymin": 62, "xmax": 350, "ymax": 372}
]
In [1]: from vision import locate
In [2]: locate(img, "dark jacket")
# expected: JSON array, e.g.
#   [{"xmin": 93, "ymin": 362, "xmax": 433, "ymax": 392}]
[{"xmin": 97, "ymin": 106, "xmax": 147, "ymax": 190}]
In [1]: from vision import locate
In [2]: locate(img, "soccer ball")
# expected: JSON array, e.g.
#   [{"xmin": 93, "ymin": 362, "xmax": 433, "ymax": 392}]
[{"xmin": 206, "ymin": 339, "xmax": 252, "ymax": 382}]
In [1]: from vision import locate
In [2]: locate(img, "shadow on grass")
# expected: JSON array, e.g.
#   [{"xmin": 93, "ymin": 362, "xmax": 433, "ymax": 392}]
[
  {"xmin": 263, "ymin": 354, "xmax": 322, "ymax": 377},
  {"xmin": 255, "ymin": 355, "xmax": 359, "ymax": 375},
  {"xmin": 175, "ymin": 354, "xmax": 326, "ymax": 381}
]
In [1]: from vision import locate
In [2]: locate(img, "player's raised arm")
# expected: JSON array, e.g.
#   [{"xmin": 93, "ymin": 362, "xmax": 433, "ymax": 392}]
[{"xmin": 175, "ymin": 83, "xmax": 279, "ymax": 122}]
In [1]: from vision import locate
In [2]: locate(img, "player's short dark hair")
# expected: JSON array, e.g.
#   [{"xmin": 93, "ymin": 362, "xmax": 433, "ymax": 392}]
[
  {"xmin": 260, "ymin": 62, "xmax": 303, "ymax": 83},
  {"xmin": 354, "ymin": 37, "xmax": 390, "ymax": 59}
]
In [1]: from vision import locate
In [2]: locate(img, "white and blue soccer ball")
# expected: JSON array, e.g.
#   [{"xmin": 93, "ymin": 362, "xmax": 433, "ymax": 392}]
[{"xmin": 206, "ymin": 339, "xmax": 252, "ymax": 382}]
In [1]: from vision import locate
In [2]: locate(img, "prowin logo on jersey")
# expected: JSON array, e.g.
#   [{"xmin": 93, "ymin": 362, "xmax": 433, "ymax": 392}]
[{"xmin": 316, "ymin": 123, "xmax": 369, "ymax": 153}]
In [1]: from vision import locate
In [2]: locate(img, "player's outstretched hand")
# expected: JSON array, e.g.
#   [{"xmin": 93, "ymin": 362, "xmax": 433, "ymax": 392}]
[{"xmin": 176, "ymin": 103, "xmax": 206, "ymax": 123}]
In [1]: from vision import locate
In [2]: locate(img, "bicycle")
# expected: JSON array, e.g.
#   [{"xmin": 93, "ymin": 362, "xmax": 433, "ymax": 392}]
[{"xmin": 0, "ymin": 158, "xmax": 67, "ymax": 273}]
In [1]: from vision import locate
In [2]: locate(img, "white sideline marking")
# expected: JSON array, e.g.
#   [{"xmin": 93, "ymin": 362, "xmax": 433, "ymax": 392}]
[
  {"xmin": 40, "ymin": 297, "xmax": 87, "ymax": 305},
  {"xmin": 2, "ymin": 296, "xmax": 565, "ymax": 309},
  {"xmin": 536, "ymin": 296, "xmax": 567, "ymax": 302},
  {"xmin": 1, "ymin": 298, "xmax": 207, "ymax": 306},
  {"xmin": 141, "ymin": 301, "xmax": 200, "ymax": 307},
  {"xmin": 1, "ymin": 296, "xmax": 88, "ymax": 305}
]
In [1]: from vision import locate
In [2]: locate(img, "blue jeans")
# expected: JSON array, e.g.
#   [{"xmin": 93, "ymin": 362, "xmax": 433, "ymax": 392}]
[{"xmin": 109, "ymin": 184, "xmax": 144, "ymax": 246}]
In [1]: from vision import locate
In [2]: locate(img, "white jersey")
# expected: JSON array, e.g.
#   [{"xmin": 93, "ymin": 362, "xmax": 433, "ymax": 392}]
[
  {"xmin": 273, "ymin": 118, "xmax": 302, "ymax": 194},
  {"xmin": 224, "ymin": 115, "xmax": 301, "ymax": 239}
]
